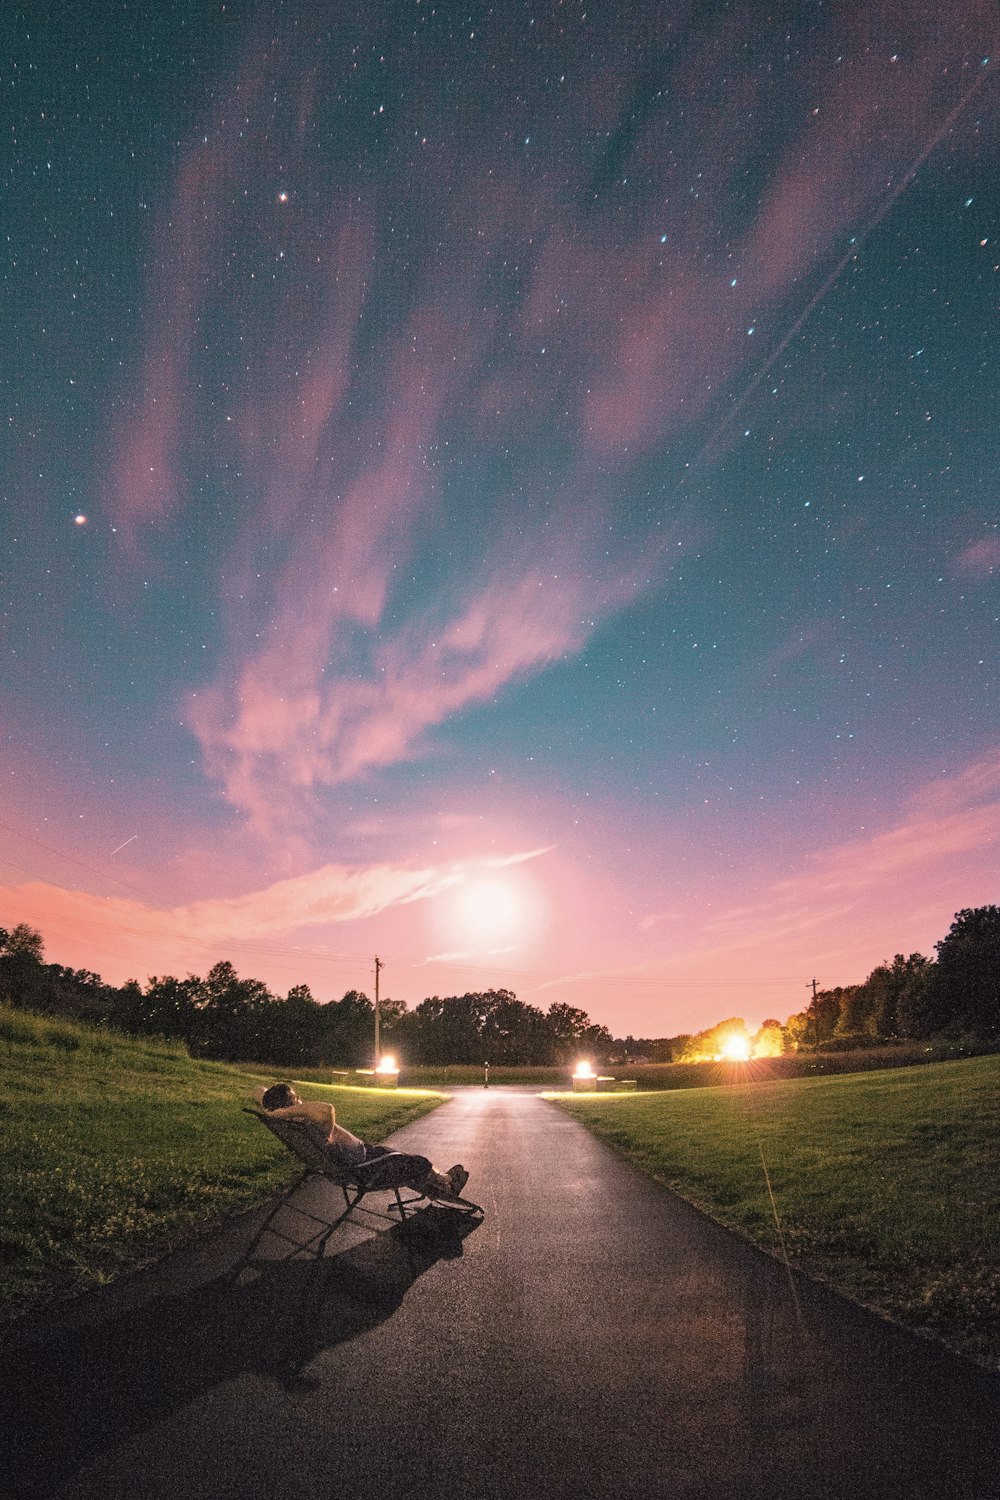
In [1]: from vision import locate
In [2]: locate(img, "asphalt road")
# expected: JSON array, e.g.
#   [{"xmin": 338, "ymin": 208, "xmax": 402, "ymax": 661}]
[{"xmin": 3, "ymin": 1088, "xmax": 999, "ymax": 1500}]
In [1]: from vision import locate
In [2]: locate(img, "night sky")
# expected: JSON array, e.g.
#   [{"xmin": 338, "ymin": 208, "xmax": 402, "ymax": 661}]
[{"xmin": 3, "ymin": 1, "xmax": 998, "ymax": 1036}]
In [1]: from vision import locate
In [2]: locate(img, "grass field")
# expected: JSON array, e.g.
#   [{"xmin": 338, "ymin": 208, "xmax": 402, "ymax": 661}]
[
  {"xmin": 554, "ymin": 1054, "xmax": 1000, "ymax": 1367},
  {"xmin": 0, "ymin": 1007, "xmax": 443, "ymax": 1320}
]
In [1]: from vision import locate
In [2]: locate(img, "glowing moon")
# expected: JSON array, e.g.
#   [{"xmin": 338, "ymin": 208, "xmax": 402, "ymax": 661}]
[
  {"xmin": 454, "ymin": 876, "xmax": 525, "ymax": 946},
  {"xmin": 435, "ymin": 868, "xmax": 548, "ymax": 954}
]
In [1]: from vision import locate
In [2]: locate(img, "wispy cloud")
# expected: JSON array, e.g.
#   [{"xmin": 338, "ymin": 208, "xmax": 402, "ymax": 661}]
[
  {"xmin": 103, "ymin": 11, "xmax": 994, "ymax": 845},
  {"xmin": 546, "ymin": 748, "xmax": 1000, "ymax": 1007},
  {"xmin": 188, "ymin": 554, "xmax": 642, "ymax": 832},
  {"xmin": 955, "ymin": 537, "xmax": 1000, "ymax": 576},
  {"xmin": 424, "ymin": 945, "xmax": 518, "ymax": 964}
]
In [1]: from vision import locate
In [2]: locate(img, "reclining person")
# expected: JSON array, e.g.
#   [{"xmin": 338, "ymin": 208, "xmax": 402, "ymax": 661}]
[{"xmin": 253, "ymin": 1082, "xmax": 469, "ymax": 1198}]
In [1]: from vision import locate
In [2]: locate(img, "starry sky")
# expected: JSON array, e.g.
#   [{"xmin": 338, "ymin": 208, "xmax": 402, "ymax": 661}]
[{"xmin": 2, "ymin": 0, "xmax": 999, "ymax": 1037}]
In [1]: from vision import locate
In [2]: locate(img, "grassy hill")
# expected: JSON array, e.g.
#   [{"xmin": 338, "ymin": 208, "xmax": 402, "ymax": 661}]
[
  {"xmin": 0, "ymin": 1006, "xmax": 443, "ymax": 1320},
  {"xmin": 555, "ymin": 1054, "xmax": 1000, "ymax": 1367}
]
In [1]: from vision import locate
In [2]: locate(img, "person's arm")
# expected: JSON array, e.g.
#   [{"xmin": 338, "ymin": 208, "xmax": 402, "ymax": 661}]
[{"xmin": 266, "ymin": 1100, "xmax": 336, "ymax": 1137}]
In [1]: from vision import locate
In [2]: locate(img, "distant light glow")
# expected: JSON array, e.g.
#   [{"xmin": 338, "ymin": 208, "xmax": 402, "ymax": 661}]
[
  {"xmin": 718, "ymin": 1034, "xmax": 751, "ymax": 1062},
  {"xmin": 375, "ymin": 1053, "xmax": 398, "ymax": 1074},
  {"xmin": 573, "ymin": 1059, "xmax": 595, "ymax": 1079},
  {"xmin": 74, "ymin": 514, "xmax": 88, "ymax": 525}
]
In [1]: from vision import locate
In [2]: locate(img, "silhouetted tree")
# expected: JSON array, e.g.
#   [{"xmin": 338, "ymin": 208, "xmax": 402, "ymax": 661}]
[
  {"xmin": 855, "ymin": 954, "xmax": 932, "ymax": 1039},
  {"xmin": 5, "ymin": 923, "xmax": 45, "ymax": 960},
  {"xmin": 320, "ymin": 990, "xmax": 376, "ymax": 1067},
  {"xmin": 931, "ymin": 907, "xmax": 1000, "ymax": 1038},
  {"xmin": 547, "ymin": 1002, "xmax": 594, "ymax": 1062},
  {"xmin": 0, "ymin": 923, "xmax": 47, "ymax": 1009}
]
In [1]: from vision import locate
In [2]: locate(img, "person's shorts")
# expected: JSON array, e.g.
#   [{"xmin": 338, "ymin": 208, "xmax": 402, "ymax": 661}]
[{"xmin": 352, "ymin": 1145, "xmax": 433, "ymax": 1191}]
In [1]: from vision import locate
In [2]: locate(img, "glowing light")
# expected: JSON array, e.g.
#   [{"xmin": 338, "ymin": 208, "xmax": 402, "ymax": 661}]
[
  {"xmin": 452, "ymin": 875, "xmax": 526, "ymax": 947},
  {"xmin": 718, "ymin": 1034, "xmax": 751, "ymax": 1062},
  {"xmin": 573, "ymin": 1059, "xmax": 595, "ymax": 1080},
  {"xmin": 74, "ymin": 514, "xmax": 88, "ymax": 525},
  {"xmin": 375, "ymin": 1054, "xmax": 398, "ymax": 1075}
]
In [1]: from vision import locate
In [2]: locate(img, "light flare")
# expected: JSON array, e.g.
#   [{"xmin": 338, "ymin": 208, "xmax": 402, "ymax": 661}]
[{"xmin": 718, "ymin": 1034, "xmax": 752, "ymax": 1063}]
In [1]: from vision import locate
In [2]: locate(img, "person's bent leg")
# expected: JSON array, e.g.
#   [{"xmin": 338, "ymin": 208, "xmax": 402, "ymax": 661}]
[
  {"xmin": 352, "ymin": 1147, "xmax": 470, "ymax": 1197},
  {"xmin": 353, "ymin": 1150, "xmax": 433, "ymax": 1192}
]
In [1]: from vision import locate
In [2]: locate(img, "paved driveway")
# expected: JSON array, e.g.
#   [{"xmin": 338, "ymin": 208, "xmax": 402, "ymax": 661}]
[{"xmin": 3, "ymin": 1088, "xmax": 998, "ymax": 1498}]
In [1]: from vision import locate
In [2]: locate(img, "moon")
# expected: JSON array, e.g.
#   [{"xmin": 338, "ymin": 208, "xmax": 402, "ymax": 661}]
[{"xmin": 438, "ymin": 869, "xmax": 548, "ymax": 953}]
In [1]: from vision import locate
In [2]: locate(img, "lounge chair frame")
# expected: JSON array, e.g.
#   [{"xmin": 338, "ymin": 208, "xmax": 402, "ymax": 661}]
[{"xmin": 243, "ymin": 1108, "xmax": 482, "ymax": 1260}]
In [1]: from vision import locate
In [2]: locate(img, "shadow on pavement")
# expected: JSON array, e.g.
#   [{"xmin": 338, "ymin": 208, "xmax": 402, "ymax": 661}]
[{"xmin": 1, "ymin": 1207, "xmax": 479, "ymax": 1498}]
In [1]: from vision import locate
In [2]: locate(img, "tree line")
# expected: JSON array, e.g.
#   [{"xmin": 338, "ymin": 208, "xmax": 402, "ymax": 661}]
[
  {"xmin": 1, "ymin": 904, "xmax": 997, "ymax": 1067},
  {"xmin": 0, "ymin": 924, "xmax": 612, "ymax": 1067},
  {"xmin": 782, "ymin": 906, "xmax": 1000, "ymax": 1050},
  {"xmin": 642, "ymin": 906, "xmax": 1000, "ymax": 1063}
]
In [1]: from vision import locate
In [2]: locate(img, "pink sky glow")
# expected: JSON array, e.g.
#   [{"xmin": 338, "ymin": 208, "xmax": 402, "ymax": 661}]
[{"xmin": 5, "ymin": 4, "xmax": 998, "ymax": 1040}]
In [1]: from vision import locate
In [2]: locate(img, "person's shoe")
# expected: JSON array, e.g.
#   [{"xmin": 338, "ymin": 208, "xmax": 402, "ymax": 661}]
[{"xmin": 448, "ymin": 1165, "xmax": 469, "ymax": 1197}]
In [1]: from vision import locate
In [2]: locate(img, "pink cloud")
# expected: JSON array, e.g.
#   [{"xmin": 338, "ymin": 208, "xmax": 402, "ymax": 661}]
[
  {"xmin": 579, "ymin": 15, "xmax": 997, "ymax": 464},
  {"xmin": 188, "ymin": 551, "xmax": 644, "ymax": 833},
  {"xmin": 907, "ymin": 750, "xmax": 1000, "ymax": 818},
  {"xmin": 104, "ymin": 12, "xmax": 997, "ymax": 847},
  {"xmin": 687, "ymin": 757, "xmax": 1000, "ymax": 956},
  {"xmin": 105, "ymin": 57, "xmax": 272, "ymax": 549},
  {"xmin": 956, "ymin": 537, "xmax": 1000, "ymax": 576}
]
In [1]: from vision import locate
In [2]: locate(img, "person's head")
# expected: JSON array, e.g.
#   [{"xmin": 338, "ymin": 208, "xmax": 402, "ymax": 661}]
[{"xmin": 262, "ymin": 1082, "xmax": 298, "ymax": 1110}]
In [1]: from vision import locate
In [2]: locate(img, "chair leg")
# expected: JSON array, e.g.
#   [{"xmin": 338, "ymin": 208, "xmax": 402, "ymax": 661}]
[
  {"xmin": 316, "ymin": 1188, "xmax": 365, "ymax": 1253},
  {"xmin": 234, "ymin": 1167, "xmax": 314, "ymax": 1271}
]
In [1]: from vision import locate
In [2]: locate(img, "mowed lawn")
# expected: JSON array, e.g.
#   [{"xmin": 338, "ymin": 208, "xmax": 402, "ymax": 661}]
[
  {"xmin": 0, "ymin": 1006, "xmax": 443, "ymax": 1319},
  {"xmin": 556, "ymin": 1054, "xmax": 1000, "ymax": 1367}
]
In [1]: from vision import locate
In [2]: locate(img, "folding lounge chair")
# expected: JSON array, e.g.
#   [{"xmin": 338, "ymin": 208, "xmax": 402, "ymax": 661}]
[{"xmin": 243, "ymin": 1107, "xmax": 483, "ymax": 1259}]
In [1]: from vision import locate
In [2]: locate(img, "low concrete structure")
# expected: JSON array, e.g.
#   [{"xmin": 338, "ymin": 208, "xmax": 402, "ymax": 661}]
[{"xmin": 351, "ymin": 1068, "xmax": 400, "ymax": 1089}]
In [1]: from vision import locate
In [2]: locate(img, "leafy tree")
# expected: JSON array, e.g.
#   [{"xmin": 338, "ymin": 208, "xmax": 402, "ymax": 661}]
[
  {"xmin": 256, "ymin": 983, "xmax": 324, "ymax": 1066},
  {"xmin": 854, "ymin": 954, "xmax": 932, "ymax": 1039},
  {"xmin": 831, "ymin": 984, "xmax": 870, "ymax": 1039},
  {"xmin": 782, "ymin": 1010, "xmax": 810, "ymax": 1050},
  {"xmin": 5, "ymin": 923, "xmax": 45, "ymax": 960},
  {"xmin": 0, "ymin": 924, "xmax": 47, "ymax": 1009},
  {"xmin": 753, "ymin": 1019, "xmax": 785, "ymax": 1057},
  {"xmin": 190, "ymin": 961, "xmax": 275, "ymax": 1059},
  {"xmin": 579, "ymin": 1022, "xmax": 614, "ymax": 1062},
  {"xmin": 403, "ymin": 994, "xmax": 485, "ymax": 1064},
  {"xmin": 286, "ymin": 982, "xmax": 316, "ymax": 1005},
  {"xmin": 480, "ymin": 991, "xmax": 553, "ymax": 1064},
  {"xmin": 678, "ymin": 1017, "xmax": 750, "ymax": 1061},
  {"xmin": 546, "ymin": 1002, "xmax": 593, "ymax": 1062},
  {"xmin": 931, "ymin": 907, "xmax": 1000, "ymax": 1038},
  {"xmin": 643, "ymin": 1034, "xmax": 691, "ymax": 1063},
  {"xmin": 320, "ymin": 990, "xmax": 376, "ymax": 1067},
  {"xmin": 133, "ymin": 975, "xmax": 204, "ymax": 1041},
  {"xmin": 785, "ymin": 988, "xmax": 847, "ymax": 1051}
]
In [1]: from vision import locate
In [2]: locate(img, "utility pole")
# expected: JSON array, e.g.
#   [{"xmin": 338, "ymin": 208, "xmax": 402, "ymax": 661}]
[
  {"xmin": 808, "ymin": 977, "xmax": 819, "ymax": 1053},
  {"xmin": 373, "ymin": 955, "xmax": 384, "ymax": 1067}
]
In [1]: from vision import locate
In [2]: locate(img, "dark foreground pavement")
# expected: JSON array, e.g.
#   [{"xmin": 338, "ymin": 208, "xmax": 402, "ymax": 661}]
[{"xmin": 3, "ymin": 1089, "xmax": 998, "ymax": 1500}]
